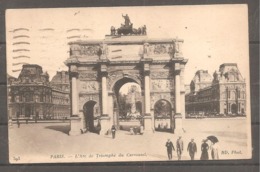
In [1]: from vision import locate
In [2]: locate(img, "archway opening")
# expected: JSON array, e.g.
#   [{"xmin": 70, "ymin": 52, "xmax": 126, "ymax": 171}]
[
  {"xmin": 113, "ymin": 77, "xmax": 142, "ymax": 130},
  {"xmin": 83, "ymin": 101, "xmax": 101, "ymax": 134},
  {"xmin": 154, "ymin": 99, "xmax": 173, "ymax": 132},
  {"xmin": 231, "ymin": 103, "xmax": 238, "ymax": 114}
]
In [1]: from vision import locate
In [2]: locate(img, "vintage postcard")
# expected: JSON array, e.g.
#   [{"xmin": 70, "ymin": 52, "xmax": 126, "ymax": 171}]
[{"xmin": 6, "ymin": 5, "xmax": 251, "ymax": 163}]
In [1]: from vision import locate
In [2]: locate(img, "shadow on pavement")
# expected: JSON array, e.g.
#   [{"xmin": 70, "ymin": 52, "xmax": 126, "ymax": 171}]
[{"xmin": 45, "ymin": 125, "xmax": 70, "ymax": 135}]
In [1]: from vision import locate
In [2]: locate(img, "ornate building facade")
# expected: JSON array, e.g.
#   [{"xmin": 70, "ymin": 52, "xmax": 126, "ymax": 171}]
[
  {"xmin": 8, "ymin": 64, "xmax": 52, "ymax": 119},
  {"xmin": 8, "ymin": 65, "xmax": 70, "ymax": 120},
  {"xmin": 185, "ymin": 63, "xmax": 246, "ymax": 116}
]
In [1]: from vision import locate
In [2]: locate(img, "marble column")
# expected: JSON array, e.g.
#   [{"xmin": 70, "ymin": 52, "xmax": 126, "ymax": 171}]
[
  {"xmin": 69, "ymin": 71, "xmax": 81, "ymax": 136},
  {"xmin": 174, "ymin": 64, "xmax": 183, "ymax": 134},
  {"xmin": 71, "ymin": 76, "xmax": 78, "ymax": 115},
  {"xmin": 141, "ymin": 58, "xmax": 153, "ymax": 132},
  {"xmin": 100, "ymin": 74, "xmax": 110, "ymax": 135},
  {"xmin": 144, "ymin": 73, "xmax": 151, "ymax": 115},
  {"xmin": 99, "ymin": 61, "xmax": 111, "ymax": 135},
  {"xmin": 102, "ymin": 74, "xmax": 108, "ymax": 116},
  {"xmin": 175, "ymin": 72, "xmax": 181, "ymax": 114}
]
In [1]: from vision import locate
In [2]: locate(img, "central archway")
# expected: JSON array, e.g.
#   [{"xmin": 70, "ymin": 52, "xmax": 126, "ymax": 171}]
[
  {"xmin": 112, "ymin": 77, "xmax": 143, "ymax": 130},
  {"xmin": 83, "ymin": 100, "xmax": 100, "ymax": 133}
]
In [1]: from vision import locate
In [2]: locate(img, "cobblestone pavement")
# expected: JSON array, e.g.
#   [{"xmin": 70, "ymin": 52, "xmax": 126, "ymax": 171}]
[{"xmin": 9, "ymin": 118, "xmax": 250, "ymax": 163}]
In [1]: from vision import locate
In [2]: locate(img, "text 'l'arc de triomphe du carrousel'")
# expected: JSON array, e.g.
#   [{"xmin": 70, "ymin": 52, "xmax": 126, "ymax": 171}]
[{"xmin": 65, "ymin": 14, "xmax": 188, "ymax": 136}]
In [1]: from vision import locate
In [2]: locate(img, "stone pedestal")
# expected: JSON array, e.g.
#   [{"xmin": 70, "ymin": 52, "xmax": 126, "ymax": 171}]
[
  {"xmin": 69, "ymin": 115, "xmax": 82, "ymax": 136},
  {"xmin": 174, "ymin": 113, "xmax": 183, "ymax": 134},
  {"xmin": 143, "ymin": 115, "xmax": 153, "ymax": 133},
  {"xmin": 99, "ymin": 115, "xmax": 111, "ymax": 135}
]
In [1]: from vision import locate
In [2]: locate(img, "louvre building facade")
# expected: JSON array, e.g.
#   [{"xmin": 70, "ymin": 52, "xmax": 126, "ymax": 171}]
[
  {"xmin": 8, "ymin": 64, "xmax": 70, "ymax": 120},
  {"xmin": 185, "ymin": 63, "xmax": 246, "ymax": 116}
]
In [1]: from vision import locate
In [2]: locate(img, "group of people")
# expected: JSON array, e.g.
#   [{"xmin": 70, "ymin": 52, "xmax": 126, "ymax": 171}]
[{"xmin": 165, "ymin": 137, "xmax": 219, "ymax": 160}]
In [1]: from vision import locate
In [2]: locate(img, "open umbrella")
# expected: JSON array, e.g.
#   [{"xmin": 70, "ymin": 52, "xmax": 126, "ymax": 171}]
[{"xmin": 207, "ymin": 135, "xmax": 219, "ymax": 143}]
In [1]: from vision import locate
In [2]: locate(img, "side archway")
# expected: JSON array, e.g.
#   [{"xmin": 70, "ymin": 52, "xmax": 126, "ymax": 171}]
[
  {"xmin": 83, "ymin": 100, "xmax": 101, "ymax": 134},
  {"xmin": 153, "ymin": 99, "xmax": 173, "ymax": 132}
]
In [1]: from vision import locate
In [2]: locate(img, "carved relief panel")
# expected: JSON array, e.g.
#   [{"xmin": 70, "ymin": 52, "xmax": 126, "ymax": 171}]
[
  {"xmin": 151, "ymin": 79, "xmax": 173, "ymax": 91},
  {"xmin": 80, "ymin": 45, "xmax": 101, "ymax": 56},
  {"xmin": 148, "ymin": 43, "xmax": 175, "ymax": 56},
  {"xmin": 78, "ymin": 72, "xmax": 98, "ymax": 81},
  {"xmin": 79, "ymin": 81, "xmax": 99, "ymax": 92},
  {"xmin": 150, "ymin": 71, "xmax": 171, "ymax": 79}
]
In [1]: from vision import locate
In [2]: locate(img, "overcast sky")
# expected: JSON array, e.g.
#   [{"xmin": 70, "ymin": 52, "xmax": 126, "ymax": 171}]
[{"xmin": 6, "ymin": 5, "xmax": 249, "ymax": 85}]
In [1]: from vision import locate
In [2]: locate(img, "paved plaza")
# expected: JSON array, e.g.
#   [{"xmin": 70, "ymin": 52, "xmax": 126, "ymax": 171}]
[{"xmin": 9, "ymin": 118, "xmax": 250, "ymax": 163}]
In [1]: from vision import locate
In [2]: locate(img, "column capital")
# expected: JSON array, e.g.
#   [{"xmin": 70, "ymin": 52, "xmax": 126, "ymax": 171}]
[
  {"xmin": 70, "ymin": 72, "xmax": 79, "ymax": 78},
  {"xmin": 98, "ymin": 59, "xmax": 110, "ymax": 76},
  {"xmin": 175, "ymin": 70, "xmax": 181, "ymax": 75},
  {"xmin": 140, "ymin": 58, "xmax": 153, "ymax": 64},
  {"xmin": 141, "ymin": 58, "xmax": 153, "ymax": 75},
  {"xmin": 69, "ymin": 64, "xmax": 79, "ymax": 78},
  {"xmin": 143, "ymin": 70, "xmax": 150, "ymax": 76}
]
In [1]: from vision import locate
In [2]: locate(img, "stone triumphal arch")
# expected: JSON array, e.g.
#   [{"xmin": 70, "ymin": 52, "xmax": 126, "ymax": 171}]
[{"xmin": 65, "ymin": 24, "xmax": 188, "ymax": 136}]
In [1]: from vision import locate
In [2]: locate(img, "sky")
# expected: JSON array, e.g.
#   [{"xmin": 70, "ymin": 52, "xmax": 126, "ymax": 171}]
[{"xmin": 6, "ymin": 5, "xmax": 249, "ymax": 85}]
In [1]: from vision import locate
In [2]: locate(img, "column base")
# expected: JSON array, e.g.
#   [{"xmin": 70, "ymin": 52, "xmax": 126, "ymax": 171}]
[
  {"xmin": 100, "ymin": 115, "xmax": 111, "ymax": 135},
  {"xmin": 69, "ymin": 115, "xmax": 82, "ymax": 136},
  {"xmin": 174, "ymin": 113, "xmax": 183, "ymax": 134},
  {"xmin": 143, "ymin": 115, "xmax": 154, "ymax": 133}
]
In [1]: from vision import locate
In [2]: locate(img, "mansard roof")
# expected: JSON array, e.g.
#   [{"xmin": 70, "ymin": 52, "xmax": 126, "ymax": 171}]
[
  {"xmin": 50, "ymin": 71, "xmax": 69, "ymax": 84},
  {"xmin": 192, "ymin": 70, "xmax": 212, "ymax": 83}
]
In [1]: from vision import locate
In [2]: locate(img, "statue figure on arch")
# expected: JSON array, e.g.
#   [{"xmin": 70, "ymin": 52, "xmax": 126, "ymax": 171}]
[{"xmin": 122, "ymin": 14, "xmax": 131, "ymax": 26}]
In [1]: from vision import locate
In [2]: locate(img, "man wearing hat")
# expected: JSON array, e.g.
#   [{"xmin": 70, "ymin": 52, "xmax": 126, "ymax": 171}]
[
  {"xmin": 187, "ymin": 138, "xmax": 197, "ymax": 160},
  {"xmin": 165, "ymin": 139, "xmax": 175, "ymax": 160}
]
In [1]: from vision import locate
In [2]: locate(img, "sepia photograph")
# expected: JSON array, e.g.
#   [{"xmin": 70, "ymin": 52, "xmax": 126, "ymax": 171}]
[{"xmin": 6, "ymin": 5, "xmax": 252, "ymax": 163}]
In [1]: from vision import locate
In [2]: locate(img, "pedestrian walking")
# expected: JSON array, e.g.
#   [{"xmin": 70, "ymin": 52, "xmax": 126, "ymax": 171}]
[
  {"xmin": 200, "ymin": 139, "xmax": 209, "ymax": 160},
  {"xmin": 211, "ymin": 142, "xmax": 219, "ymax": 160},
  {"xmin": 187, "ymin": 138, "xmax": 197, "ymax": 160},
  {"xmin": 165, "ymin": 139, "xmax": 175, "ymax": 160},
  {"xmin": 176, "ymin": 136, "xmax": 184, "ymax": 160},
  {"xmin": 111, "ymin": 125, "xmax": 116, "ymax": 139},
  {"xmin": 17, "ymin": 118, "xmax": 20, "ymax": 128}
]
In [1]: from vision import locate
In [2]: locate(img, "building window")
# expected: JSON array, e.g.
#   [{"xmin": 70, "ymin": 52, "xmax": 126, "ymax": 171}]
[
  {"xmin": 35, "ymin": 95, "xmax": 39, "ymax": 102},
  {"xmin": 238, "ymin": 90, "xmax": 240, "ymax": 98},
  {"xmin": 15, "ymin": 95, "xmax": 20, "ymax": 102},
  {"xmin": 228, "ymin": 91, "xmax": 230, "ymax": 99},
  {"xmin": 25, "ymin": 94, "xmax": 31, "ymax": 102}
]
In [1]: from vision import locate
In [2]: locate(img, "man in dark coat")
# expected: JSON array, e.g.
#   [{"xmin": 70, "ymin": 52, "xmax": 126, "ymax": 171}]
[
  {"xmin": 165, "ymin": 139, "xmax": 175, "ymax": 160},
  {"xmin": 187, "ymin": 138, "xmax": 197, "ymax": 160}
]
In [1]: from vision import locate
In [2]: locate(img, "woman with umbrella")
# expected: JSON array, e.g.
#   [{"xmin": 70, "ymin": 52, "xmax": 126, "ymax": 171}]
[
  {"xmin": 200, "ymin": 139, "xmax": 209, "ymax": 160},
  {"xmin": 207, "ymin": 136, "xmax": 219, "ymax": 160}
]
